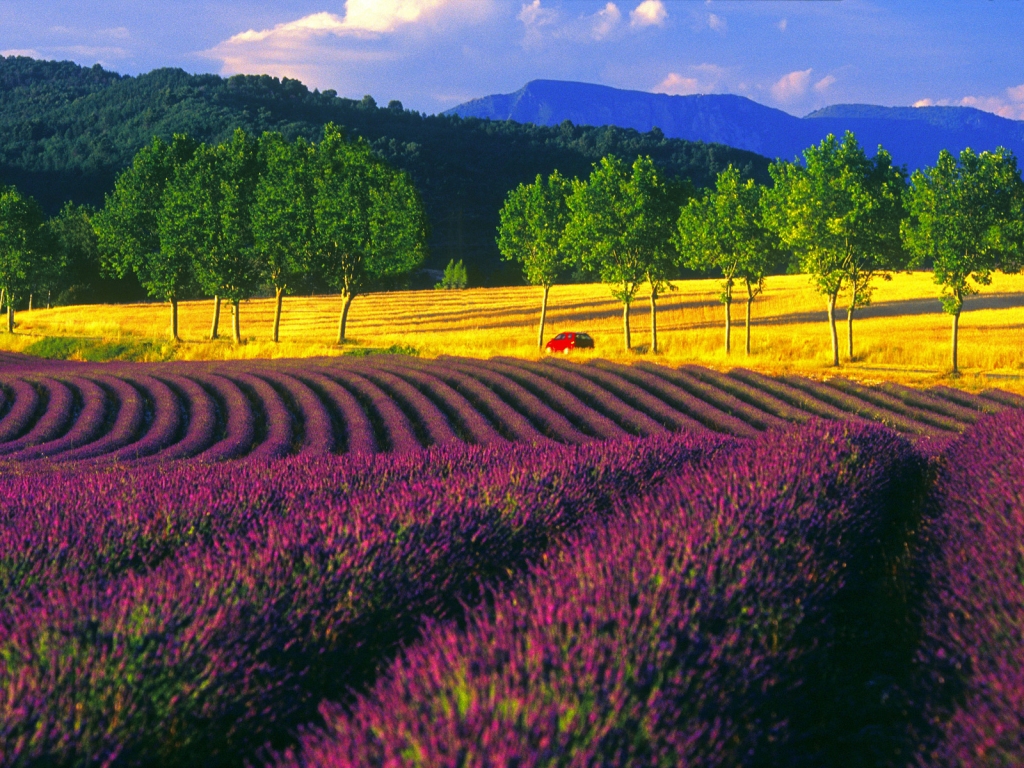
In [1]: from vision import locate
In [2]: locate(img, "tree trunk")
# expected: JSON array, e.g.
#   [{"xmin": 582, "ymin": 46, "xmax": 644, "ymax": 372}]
[
  {"xmin": 337, "ymin": 293, "xmax": 355, "ymax": 345},
  {"xmin": 951, "ymin": 310, "xmax": 960, "ymax": 374},
  {"xmin": 537, "ymin": 285, "xmax": 549, "ymax": 350},
  {"xmin": 649, "ymin": 288, "xmax": 658, "ymax": 354},
  {"xmin": 745, "ymin": 295, "xmax": 753, "ymax": 356},
  {"xmin": 0, "ymin": 288, "xmax": 5, "ymax": 317},
  {"xmin": 210, "ymin": 295, "xmax": 221, "ymax": 340},
  {"xmin": 724, "ymin": 299, "xmax": 732, "ymax": 354},
  {"xmin": 232, "ymin": 299, "xmax": 241, "ymax": 344},
  {"xmin": 6, "ymin": 304, "xmax": 13, "ymax": 334},
  {"xmin": 622, "ymin": 301, "xmax": 631, "ymax": 351},
  {"xmin": 827, "ymin": 292, "xmax": 839, "ymax": 367},
  {"xmin": 847, "ymin": 304, "xmax": 855, "ymax": 361},
  {"xmin": 46, "ymin": 290, "xmax": 51, "ymax": 310},
  {"xmin": 170, "ymin": 298, "xmax": 179, "ymax": 342},
  {"xmin": 27, "ymin": 294, "xmax": 32, "ymax": 312},
  {"xmin": 273, "ymin": 287, "xmax": 285, "ymax": 343}
]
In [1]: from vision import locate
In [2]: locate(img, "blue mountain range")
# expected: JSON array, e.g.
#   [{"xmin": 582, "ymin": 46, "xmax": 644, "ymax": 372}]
[{"xmin": 447, "ymin": 80, "xmax": 1024, "ymax": 169}]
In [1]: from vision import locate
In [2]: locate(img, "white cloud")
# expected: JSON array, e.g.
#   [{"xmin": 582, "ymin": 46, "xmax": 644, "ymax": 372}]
[
  {"xmin": 913, "ymin": 85, "xmax": 1024, "ymax": 120},
  {"xmin": 1007, "ymin": 84, "xmax": 1024, "ymax": 103},
  {"xmin": 1, "ymin": 48, "xmax": 41, "ymax": 58},
  {"xmin": 630, "ymin": 0, "xmax": 667, "ymax": 28},
  {"xmin": 519, "ymin": 0, "xmax": 557, "ymax": 28},
  {"xmin": 654, "ymin": 64, "xmax": 725, "ymax": 96},
  {"xmin": 708, "ymin": 13, "xmax": 726, "ymax": 32},
  {"xmin": 777, "ymin": 19, "xmax": 788, "ymax": 32},
  {"xmin": 814, "ymin": 74, "xmax": 836, "ymax": 93},
  {"xmin": 592, "ymin": 3, "xmax": 622, "ymax": 40},
  {"xmin": 771, "ymin": 69, "xmax": 812, "ymax": 102}
]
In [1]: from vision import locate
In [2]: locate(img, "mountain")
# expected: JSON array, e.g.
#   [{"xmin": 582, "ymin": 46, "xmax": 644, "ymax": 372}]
[
  {"xmin": 448, "ymin": 80, "xmax": 1024, "ymax": 170},
  {"xmin": 0, "ymin": 57, "xmax": 771, "ymax": 288}
]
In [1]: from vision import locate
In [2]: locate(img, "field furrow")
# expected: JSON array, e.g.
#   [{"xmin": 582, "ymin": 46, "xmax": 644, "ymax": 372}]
[
  {"xmin": 294, "ymin": 372, "xmax": 377, "ymax": 455},
  {"xmin": 56, "ymin": 376, "xmax": 146, "ymax": 461},
  {"xmin": 782, "ymin": 375, "xmax": 939, "ymax": 436},
  {"xmin": 349, "ymin": 364, "xmax": 462, "ymax": 448},
  {"xmin": 0, "ymin": 379, "xmax": 40, "ymax": 444},
  {"xmin": 14, "ymin": 377, "xmax": 109, "ymax": 460},
  {"xmin": 189, "ymin": 373, "xmax": 257, "ymax": 461},
  {"xmin": 232, "ymin": 372, "xmax": 296, "ymax": 460},
  {"xmin": 681, "ymin": 364, "xmax": 819, "ymax": 423},
  {"xmin": 0, "ymin": 378, "xmax": 74, "ymax": 455},
  {"xmin": 258, "ymin": 371, "xmax": 336, "ymax": 454},
  {"xmin": 324, "ymin": 369, "xmax": 422, "ymax": 454},
  {"xmin": 106, "ymin": 374, "xmax": 184, "ymax": 461}
]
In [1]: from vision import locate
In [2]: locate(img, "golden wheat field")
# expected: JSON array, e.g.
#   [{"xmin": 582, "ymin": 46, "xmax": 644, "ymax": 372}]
[{"xmin": 3, "ymin": 271, "xmax": 1024, "ymax": 391}]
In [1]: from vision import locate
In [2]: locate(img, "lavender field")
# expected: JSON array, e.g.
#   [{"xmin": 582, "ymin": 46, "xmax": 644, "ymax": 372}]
[{"xmin": 1, "ymin": 352, "xmax": 1023, "ymax": 766}]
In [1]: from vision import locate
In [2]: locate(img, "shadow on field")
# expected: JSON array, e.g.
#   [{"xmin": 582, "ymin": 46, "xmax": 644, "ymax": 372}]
[{"xmin": 754, "ymin": 293, "xmax": 1024, "ymax": 328}]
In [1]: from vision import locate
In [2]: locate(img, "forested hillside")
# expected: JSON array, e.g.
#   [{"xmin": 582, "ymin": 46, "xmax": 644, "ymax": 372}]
[{"xmin": 0, "ymin": 56, "xmax": 770, "ymax": 285}]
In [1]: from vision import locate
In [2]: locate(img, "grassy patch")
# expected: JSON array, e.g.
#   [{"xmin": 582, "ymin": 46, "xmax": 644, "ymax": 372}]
[
  {"xmin": 22, "ymin": 336, "xmax": 173, "ymax": 362},
  {"xmin": 344, "ymin": 344, "xmax": 420, "ymax": 358}
]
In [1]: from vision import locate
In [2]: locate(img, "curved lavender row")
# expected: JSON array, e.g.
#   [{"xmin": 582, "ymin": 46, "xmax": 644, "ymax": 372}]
[
  {"xmin": 0, "ymin": 434, "xmax": 725, "ymax": 768},
  {"xmin": 877, "ymin": 382, "xmax": 982, "ymax": 425},
  {"xmin": 782, "ymin": 375, "xmax": 939, "ymax": 436},
  {"xmin": 104, "ymin": 375, "xmax": 184, "ymax": 461},
  {"xmin": 0, "ymin": 378, "xmax": 72, "ymax": 455},
  {"xmin": 511, "ymin": 357, "xmax": 667, "ymax": 437},
  {"xmin": 348, "ymin": 363, "xmax": 461, "ymax": 448},
  {"xmin": 825, "ymin": 377, "xmax": 963, "ymax": 432},
  {"xmin": 372, "ymin": 358, "xmax": 505, "ymax": 446},
  {"xmin": 190, "ymin": 373, "xmax": 256, "ymax": 461},
  {"xmin": 927, "ymin": 385, "xmax": 1005, "ymax": 415},
  {"xmin": 148, "ymin": 374, "xmax": 218, "ymax": 460},
  {"xmin": 594, "ymin": 360, "xmax": 759, "ymax": 437},
  {"xmin": 979, "ymin": 388, "xmax": 1024, "ymax": 409},
  {"xmin": 485, "ymin": 358, "xmax": 628, "ymax": 440},
  {"xmin": 324, "ymin": 369, "xmax": 421, "ymax": 454},
  {"xmin": 681, "ymin": 364, "xmax": 819, "ymax": 423},
  {"xmin": 286, "ymin": 421, "xmax": 922, "ymax": 768},
  {"xmin": 446, "ymin": 358, "xmax": 591, "ymax": 444},
  {"xmin": 12, "ymin": 378, "xmax": 108, "ymax": 460},
  {"xmin": 911, "ymin": 411, "xmax": 1024, "ymax": 766},
  {"xmin": 53, "ymin": 376, "xmax": 146, "ymax": 462},
  {"xmin": 0, "ymin": 384, "xmax": 7, "ymax": 421},
  {"xmin": 728, "ymin": 367, "xmax": 858, "ymax": 421},
  {"xmin": 260, "ymin": 371, "xmax": 336, "ymax": 454},
  {"xmin": 638, "ymin": 361, "xmax": 787, "ymax": 431},
  {"xmin": 295, "ymin": 372, "xmax": 377, "ymax": 455},
  {"xmin": 0, "ymin": 378, "xmax": 41, "ymax": 444},
  {"xmin": 395, "ymin": 357, "xmax": 548, "ymax": 445},
  {"xmin": 230, "ymin": 372, "xmax": 295, "ymax": 460}
]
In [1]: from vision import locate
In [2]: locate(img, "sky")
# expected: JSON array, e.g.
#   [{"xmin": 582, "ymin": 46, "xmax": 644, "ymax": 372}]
[{"xmin": 1, "ymin": 1, "xmax": 1022, "ymax": 119}]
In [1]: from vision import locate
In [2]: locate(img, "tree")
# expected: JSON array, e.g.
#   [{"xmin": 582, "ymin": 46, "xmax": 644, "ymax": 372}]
[
  {"xmin": 675, "ymin": 165, "xmax": 783, "ymax": 355},
  {"xmin": 0, "ymin": 185, "xmax": 46, "ymax": 332},
  {"xmin": 94, "ymin": 134, "xmax": 198, "ymax": 341},
  {"xmin": 903, "ymin": 147, "xmax": 1024, "ymax": 374},
  {"xmin": 161, "ymin": 130, "xmax": 263, "ymax": 344},
  {"xmin": 253, "ymin": 132, "xmax": 314, "ymax": 343},
  {"xmin": 310, "ymin": 124, "xmax": 428, "ymax": 344},
  {"xmin": 497, "ymin": 170, "xmax": 572, "ymax": 349},
  {"xmin": 436, "ymin": 259, "xmax": 468, "ymax": 289},
  {"xmin": 44, "ymin": 203, "xmax": 101, "ymax": 307},
  {"xmin": 764, "ymin": 132, "xmax": 906, "ymax": 367},
  {"xmin": 564, "ymin": 155, "xmax": 683, "ymax": 352}
]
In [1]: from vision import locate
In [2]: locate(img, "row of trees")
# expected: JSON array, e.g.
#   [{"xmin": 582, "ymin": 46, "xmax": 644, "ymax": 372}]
[
  {"xmin": 0, "ymin": 124, "xmax": 428, "ymax": 343},
  {"xmin": 499, "ymin": 131, "xmax": 1024, "ymax": 372}
]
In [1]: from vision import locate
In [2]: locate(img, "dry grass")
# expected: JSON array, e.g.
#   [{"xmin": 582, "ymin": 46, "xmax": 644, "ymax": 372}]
[{"xmin": 4, "ymin": 271, "xmax": 1024, "ymax": 391}]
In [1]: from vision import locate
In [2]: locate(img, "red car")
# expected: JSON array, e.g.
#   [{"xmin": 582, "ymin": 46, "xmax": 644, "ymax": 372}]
[{"xmin": 545, "ymin": 332, "xmax": 595, "ymax": 354}]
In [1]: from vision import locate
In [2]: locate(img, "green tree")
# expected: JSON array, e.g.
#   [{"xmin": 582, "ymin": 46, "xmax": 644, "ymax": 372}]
[
  {"xmin": 311, "ymin": 124, "xmax": 428, "ymax": 344},
  {"xmin": 94, "ymin": 134, "xmax": 198, "ymax": 341},
  {"xmin": 436, "ymin": 259, "xmax": 468, "ymax": 289},
  {"xmin": 44, "ymin": 203, "xmax": 100, "ymax": 307},
  {"xmin": 764, "ymin": 132, "xmax": 906, "ymax": 366},
  {"xmin": 0, "ymin": 185, "xmax": 46, "ymax": 332},
  {"xmin": 564, "ymin": 155, "xmax": 683, "ymax": 352},
  {"xmin": 161, "ymin": 130, "xmax": 263, "ymax": 344},
  {"xmin": 902, "ymin": 147, "xmax": 1024, "ymax": 374},
  {"xmin": 675, "ymin": 165, "xmax": 783, "ymax": 355},
  {"xmin": 497, "ymin": 170, "xmax": 572, "ymax": 348},
  {"xmin": 253, "ymin": 133, "xmax": 314, "ymax": 343}
]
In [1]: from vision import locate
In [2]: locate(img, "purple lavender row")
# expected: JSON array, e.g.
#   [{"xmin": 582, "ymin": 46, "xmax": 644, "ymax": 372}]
[
  {"xmin": 877, "ymin": 382, "xmax": 982, "ymax": 425},
  {"xmin": 231, "ymin": 372, "xmax": 295, "ymax": 460},
  {"xmin": 825, "ymin": 377, "xmax": 964, "ymax": 432},
  {"xmin": 149, "ymin": 374, "xmax": 218, "ymax": 459},
  {"xmin": 190, "ymin": 373, "xmax": 256, "ymax": 461},
  {"xmin": 0, "ymin": 378, "xmax": 72, "ymax": 456},
  {"xmin": 325, "ymin": 369, "xmax": 422, "ymax": 454},
  {"xmin": 728, "ymin": 367, "xmax": 857, "ymax": 421},
  {"xmin": 639, "ymin": 361, "xmax": 788, "ymax": 431},
  {"xmin": 105, "ymin": 374, "xmax": 184, "ymax": 461},
  {"xmin": 0, "ymin": 433, "xmax": 724, "ymax": 767},
  {"xmin": 296, "ymin": 372, "xmax": 377, "ymax": 454},
  {"xmin": 682, "ymin": 364, "xmax": 819, "ymax": 423},
  {"xmin": 258, "ymin": 371, "xmax": 336, "ymax": 454},
  {"xmin": 402, "ymin": 359, "xmax": 549, "ymax": 444},
  {"xmin": 485, "ymin": 358, "xmax": 628, "ymax": 440},
  {"xmin": 372, "ymin": 358, "xmax": 506, "ymax": 446},
  {"xmin": 51, "ymin": 376, "xmax": 146, "ymax": 462},
  {"xmin": 447, "ymin": 358, "xmax": 591, "ymax": 444},
  {"xmin": 348, "ymin": 363, "xmax": 461, "ymax": 447},
  {"xmin": 13, "ymin": 377, "xmax": 108, "ymax": 460},
  {"xmin": 595, "ymin": 360, "xmax": 759, "ymax": 437},
  {"xmin": 283, "ymin": 421, "xmax": 922, "ymax": 767},
  {"xmin": 782, "ymin": 375, "xmax": 940, "ymax": 436},
  {"xmin": 927, "ymin": 385, "xmax": 1005, "ymax": 415},
  {"xmin": 516, "ymin": 357, "xmax": 667, "ymax": 437},
  {"xmin": 979, "ymin": 388, "xmax": 1024, "ymax": 409},
  {"xmin": 554, "ymin": 358, "xmax": 709, "ymax": 433},
  {"xmin": 911, "ymin": 411, "xmax": 1024, "ymax": 765}
]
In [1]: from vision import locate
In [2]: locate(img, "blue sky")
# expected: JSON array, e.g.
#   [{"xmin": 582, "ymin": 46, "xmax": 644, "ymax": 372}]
[{"xmin": 1, "ymin": 1, "xmax": 1022, "ymax": 118}]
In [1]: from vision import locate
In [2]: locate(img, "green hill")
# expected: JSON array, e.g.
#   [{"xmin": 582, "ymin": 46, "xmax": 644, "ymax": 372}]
[{"xmin": 0, "ymin": 56, "xmax": 771, "ymax": 286}]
